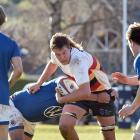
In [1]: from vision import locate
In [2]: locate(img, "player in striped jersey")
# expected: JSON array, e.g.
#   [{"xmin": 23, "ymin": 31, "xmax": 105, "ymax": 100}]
[{"xmin": 29, "ymin": 33, "xmax": 117, "ymax": 140}]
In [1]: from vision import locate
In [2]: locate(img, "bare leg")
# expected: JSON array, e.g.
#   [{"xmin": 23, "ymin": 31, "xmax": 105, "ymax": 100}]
[
  {"xmin": 133, "ymin": 119, "xmax": 140, "ymax": 140},
  {"xmin": 59, "ymin": 105, "xmax": 86, "ymax": 140},
  {"xmin": 97, "ymin": 116, "xmax": 116, "ymax": 140},
  {"xmin": 0, "ymin": 125, "xmax": 8, "ymax": 140},
  {"xmin": 9, "ymin": 129, "xmax": 24, "ymax": 140}
]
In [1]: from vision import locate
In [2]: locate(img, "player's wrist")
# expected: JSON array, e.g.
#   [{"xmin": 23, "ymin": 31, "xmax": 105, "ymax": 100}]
[
  {"xmin": 95, "ymin": 94, "xmax": 98, "ymax": 101},
  {"xmin": 125, "ymin": 79, "xmax": 129, "ymax": 85},
  {"xmin": 131, "ymin": 104, "xmax": 138, "ymax": 112},
  {"xmin": 37, "ymin": 81, "xmax": 42, "ymax": 87}
]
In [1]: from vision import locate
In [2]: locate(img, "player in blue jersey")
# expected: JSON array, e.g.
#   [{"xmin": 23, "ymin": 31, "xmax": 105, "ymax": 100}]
[
  {"xmin": 0, "ymin": 6, "xmax": 23, "ymax": 140},
  {"xmin": 112, "ymin": 22, "xmax": 140, "ymax": 140},
  {"xmin": 9, "ymin": 77, "xmax": 112, "ymax": 140},
  {"xmin": 9, "ymin": 78, "xmax": 63, "ymax": 140}
]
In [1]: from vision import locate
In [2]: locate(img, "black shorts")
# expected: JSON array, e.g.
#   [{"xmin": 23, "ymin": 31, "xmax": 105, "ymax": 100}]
[{"xmin": 69, "ymin": 90, "xmax": 116, "ymax": 117}]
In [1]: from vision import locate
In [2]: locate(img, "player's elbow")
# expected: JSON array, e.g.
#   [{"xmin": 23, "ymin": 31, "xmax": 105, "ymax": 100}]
[{"xmin": 79, "ymin": 83, "xmax": 91, "ymax": 98}]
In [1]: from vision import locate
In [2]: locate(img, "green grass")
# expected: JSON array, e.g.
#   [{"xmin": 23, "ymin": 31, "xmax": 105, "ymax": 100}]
[{"xmin": 33, "ymin": 124, "xmax": 132, "ymax": 140}]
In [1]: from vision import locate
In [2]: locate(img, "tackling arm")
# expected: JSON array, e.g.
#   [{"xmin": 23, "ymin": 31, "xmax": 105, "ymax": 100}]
[
  {"xmin": 56, "ymin": 82, "xmax": 91, "ymax": 103},
  {"xmin": 37, "ymin": 61, "xmax": 58, "ymax": 86},
  {"xmin": 29, "ymin": 61, "xmax": 58, "ymax": 94},
  {"xmin": 112, "ymin": 72, "xmax": 139, "ymax": 86}
]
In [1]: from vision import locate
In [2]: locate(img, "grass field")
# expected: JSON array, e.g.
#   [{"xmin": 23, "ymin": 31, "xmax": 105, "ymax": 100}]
[{"xmin": 33, "ymin": 124, "xmax": 132, "ymax": 140}]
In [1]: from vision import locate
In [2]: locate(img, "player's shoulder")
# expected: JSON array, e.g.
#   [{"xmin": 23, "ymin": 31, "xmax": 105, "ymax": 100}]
[
  {"xmin": 70, "ymin": 48, "xmax": 92, "ymax": 65},
  {"xmin": 135, "ymin": 53, "xmax": 140, "ymax": 60},
  {"xmin": 133, "ymin": 53, "xmax": 140, "ymax": 68},
  {"xmin": 0, "ymin": 32, "xmax": 18, "ymax": 48},
  {"xmin": 0, "ymin": 32, "xmax": 13, "ymax": 42},
  {"xmin": 134, "ymin": 53, "xmax": 140, "ymax": 66}
]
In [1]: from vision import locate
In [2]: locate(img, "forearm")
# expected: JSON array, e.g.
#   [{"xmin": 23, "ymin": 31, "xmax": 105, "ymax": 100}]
[
  {"xmin": 127, "ymin": 76, "xmax": 139, "ymax": 85},
  {"xmin": 60, "ymin": 91, "xmax": 90, "ymax": 103},
  {"xmin": 37, "ymin": 62, "xmax": 58, "ymax": 86},
  {"xmin": 10, "ymin": 57, "xmax": 23, "ymax": 87},
  {"xmin": 60, "ymin": 85, "xmax": 91, "ymax": 103},
  {"xmin": 85, "ymin": 94, "xmax": 97, "ymax": 101},
  {"xmin": 8, "ymin": 71, "xmax": 22, "ymax": 88}
]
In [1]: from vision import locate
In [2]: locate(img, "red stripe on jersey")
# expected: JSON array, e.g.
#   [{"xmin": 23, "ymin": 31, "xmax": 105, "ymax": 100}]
[
  {"xmin": 65, "ymin": 74, "xmax": 75, "ymax": 81},
  {"xmin": 91, "ymin": 57, "xmax": 97, "ymax": 69},
  {"xmin": 88, "ymin": 57, "xmax": 101, "ymax": 75},
  {"xmin": 90, "ymin": 81, "xmax": 101, "ymax": 91}
]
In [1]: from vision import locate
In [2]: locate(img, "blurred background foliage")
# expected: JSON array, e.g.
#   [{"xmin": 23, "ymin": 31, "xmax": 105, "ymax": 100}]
[{"xmin": 0, "ymin": 0, "xmax": 140, "ymax": 91}]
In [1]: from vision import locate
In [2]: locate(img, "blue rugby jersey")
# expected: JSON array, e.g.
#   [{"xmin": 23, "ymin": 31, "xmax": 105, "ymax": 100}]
[
  {"xmin": 11, "ymin": 79, "xmax": 63, "ymax": 122},
  {"xmin": 0, "ymin": 33, "xmax": 20, "ymax": 105},
  {"xmin": 133, "ymin": 53, "xmax": 140, "ymax": 79}
]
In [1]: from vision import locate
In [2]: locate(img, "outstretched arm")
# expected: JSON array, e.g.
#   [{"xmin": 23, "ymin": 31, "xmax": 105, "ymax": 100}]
[
  {"xmin": 112, "ymin": 72, "xmax": 139, "ymax": 86},
  {"xmin": 119, "ymin": 85, "xmax": 140, "ymax": 118},
  {"xmin": 29, "ymin": 61, "xmax": 58, "ymax": 94},
  {"xmin": 37, "ymin": 61, "xmax": 58, "ymax": 86}
]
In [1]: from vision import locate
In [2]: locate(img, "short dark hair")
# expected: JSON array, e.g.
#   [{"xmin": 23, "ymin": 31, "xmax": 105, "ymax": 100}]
[
  {"xmin": 50, "ymin": 33, "xmax": 83, "ymax": 50},
  {"xmin": 0, "ymin": 6, "xmax": 6, "ymax": 26},
  {"xmin": 126, "ymin": 22, "xmax": 140, "ymax": 45}
]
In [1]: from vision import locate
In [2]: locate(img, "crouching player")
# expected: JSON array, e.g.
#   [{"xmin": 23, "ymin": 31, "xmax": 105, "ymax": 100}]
[
  {"xmin": 9, "ymin": 77, "xmax": 116, "ymax": 140},
  {"xmin": 9, "ymin": 78, "xmax": 63, "ymax": 140}
]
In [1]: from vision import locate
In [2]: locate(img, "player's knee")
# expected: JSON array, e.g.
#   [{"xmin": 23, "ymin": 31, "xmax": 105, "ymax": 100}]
[
  {"xmin": 100, "ymin": 124, "xmax": 115, "ymax": 140},
  {"xmin": 59, "ymin": 121, "xmax": 74, "ymax": 133},
  {"xmin": 101, "ymin": 124, "xmax": 115, "ymax": 132},
  {"xmin": 59, "ymin": 112, "xmax": 76, "ymax": 133},
  {"xmin": 59, "ymin": 123, "xmax": 71, "ymax": 136}
]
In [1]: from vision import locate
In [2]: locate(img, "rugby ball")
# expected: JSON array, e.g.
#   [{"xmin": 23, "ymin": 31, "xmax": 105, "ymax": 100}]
[{"xmin": 57, "ymin": 77, "xmax": 78, "ymax": 96}]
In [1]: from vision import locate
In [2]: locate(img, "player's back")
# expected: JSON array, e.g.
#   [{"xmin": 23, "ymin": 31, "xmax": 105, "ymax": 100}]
[
  {"xmin": 11, "ymin": 79, "xmax": 62, "ymax": 122},
  {"xmin": 0, "ymin": 33, "xmax": 18, "ymax": 76},
  {"xmin": 0, "ymin": 33, "xmax": 20, "ymax": 105}
]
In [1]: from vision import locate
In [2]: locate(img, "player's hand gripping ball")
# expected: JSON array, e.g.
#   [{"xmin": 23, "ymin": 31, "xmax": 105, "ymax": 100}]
[{"xmin": 57, "ymin": 77, "xmax": 78, "ymax": 96}]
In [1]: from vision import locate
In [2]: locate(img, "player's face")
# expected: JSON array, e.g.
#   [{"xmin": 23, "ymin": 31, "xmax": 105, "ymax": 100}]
[
  {"xmin": 128, "ymin": 40, "xmax": 134, "ymax": 55},
  {"xmin": 52, "ymin": 46, "xmax": 71, "ymax": 65},
  {"xmin": 128, "ymin": 40, "xmax": 138, "ymax": 57}
]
